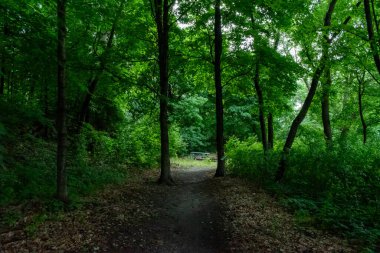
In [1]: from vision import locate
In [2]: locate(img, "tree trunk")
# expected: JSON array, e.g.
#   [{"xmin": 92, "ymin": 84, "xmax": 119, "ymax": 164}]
[
  {"xmin": 214, "ymin": 0, "xmax": 225, "ymax": 177},
  {"xmin": 78, "ymin": 77, "xmax": 98, "ymax": 127},
  {"xmin": 0, "ymin": 65, "xmax": 4, "ymax": 95},
  {"xmin": 1, "ymin": 19, "xmax": 8, "ymax": 96},
  {"xmin": 56, "ymin": 0, "xmax": 68, "ymax": 202},
  {"xmin": 275, "ymin": 0, "xmax": 338, "ymax": 182},
  {"xmin": 358, "ymin": 79, "xmax": 367, "ymax": 144},
  {"xmin": 364, "ymin": 0, "xmax": 380, "ymax": 74},
  {"xmin": 9, "ymin": 70, "xmax": 13, "ymax": 98},
  {"xmin": 253, "ymin": 60, "xmax": 268, "ymax": 152},
  {"xmin": 77, "ymin": 2, "xmax": 124, "ymax": 131},
  {"xmin": 321, "ymin": 67, "xmax": 333, "ymax": 145},
  {"xmin": 371, "ymin": 0, "xmax": 379, "ymax": 35},
  {"xmin": 154, "ymin": 0, "xmax": 173, "ymax": 184},
  {"xmin": 267, "ymin": 112, "xmax": 274, "ymax": 150},
  {"xmin": 43, "ymin": 77, "xmax": 49, "ymax": 138}
]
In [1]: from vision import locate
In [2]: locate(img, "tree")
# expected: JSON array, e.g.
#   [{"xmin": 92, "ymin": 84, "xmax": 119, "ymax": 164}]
[
  {"xmin": 77, "ymin": 0, "xmax": 126, "ymax": 130},
  {"xmin": 321, "ymin": 63, "xmax": 333, "ymax": 146},
  {"xmin": 253, "ymin": 58, "xmax": 268, "ymax": 152},
  {"xmin": 152, "ymin": 0, "xmax": 174, "ymax": 184},
  {"xmin": 275, "ymin": 0, "xmax": 338, "ymax": 181},
  {"xmin": 356, "ymin": 72, "xmax": 368, "ymax": 144},
  {"xmin": 214, "ymin": 0, "xmax": 225, "ymax": 177},
  {"xmin": 56, "ymin": 0, "xmax": 68, "ymax": 202},
  {"xmin": 364, "ymin": 0, "xmax": 380, "ymax": 74}
]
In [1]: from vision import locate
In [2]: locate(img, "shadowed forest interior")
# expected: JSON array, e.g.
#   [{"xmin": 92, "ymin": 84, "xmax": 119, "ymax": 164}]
[{"xmin": 0, "ymin": 0, "xmax": 380, "ymax": 252}]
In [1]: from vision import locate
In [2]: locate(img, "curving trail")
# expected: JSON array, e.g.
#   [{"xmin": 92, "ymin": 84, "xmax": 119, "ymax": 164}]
[{"xmin": 1, "ymin": 165, "xmax": 355, "ymax": 252}]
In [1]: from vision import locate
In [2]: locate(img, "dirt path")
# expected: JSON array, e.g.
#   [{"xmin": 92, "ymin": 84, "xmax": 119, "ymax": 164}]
[
  {"xmin": 109, "ymin": 167, "xmax": 226, "ymax": 253},
  {"xmin": 1, "ymin": 166, "xmax": 356, "ymax": 252}
]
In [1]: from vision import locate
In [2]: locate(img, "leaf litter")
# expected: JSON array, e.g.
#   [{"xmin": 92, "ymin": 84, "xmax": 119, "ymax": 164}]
[{"xmin": 1, "ymin": 168, "xmax": 356, "ymax": 252}]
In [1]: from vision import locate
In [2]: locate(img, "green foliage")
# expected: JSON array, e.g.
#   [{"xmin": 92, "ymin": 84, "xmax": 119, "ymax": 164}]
[
  {"xmin": 171, "ymin": 96, "xmax": 211, "ymax": 152},
  {"xmin": 113, "ymin": 117, "xmax": 160, "ymax": 168},
  {"xmin": 226, "ymin": 136, "xmax": 380, "ymax": 249},
  {"xmin": 226, "ymin": 137, "xmax": 279, "ymax": 185},
  {"xmin": 169, "ymin": 124, "xmax": 187, "ymax": 157},
  {"xmin": 1, "ymin": 0, "xmax": 380, "ymax": 249},
  {"xmin": 25, "ymin": 214, "xmax": 48, "ymax": 237}
]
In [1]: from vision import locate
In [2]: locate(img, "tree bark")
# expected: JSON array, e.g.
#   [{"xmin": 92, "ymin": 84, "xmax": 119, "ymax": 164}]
[
  {"xmin": 321, "ymin": 67, "xmax": 333, "ymax": 145},
  {"xmin": 275, "ymin": 0, "xmax": 338, "ymax": 182},
  {"xmin": 267, "ymin": 112, "xmax": 274, "ymax": 150},
  {"xmin": 253, "ymin": 60, "xmax": 268, "ymax": 152},
  {"xmin": 358, "ymin": 78, "xmax": 367, "ymax": 144},
  {"xmin": 77, "ymin": 1, "xmax": 124, "ymax": 130},
  {"xmin": 154, "ymin": 0, "xmax": 174, "ymax": 184},
  {"xmin": 78, "ymin": 77, "xmax": 98, "ymax": 127},
  {"xmin": 0, "ymin": 65, "xmax": 4, "ymax": 95},
  {"xmin": 56, "ymin": 0, "xmax": 68, "ymax": 202},
  {"xmin": 1, "ymin": 18, "xmax": 8, "ymax": 96},
  {"xmin": 364, "ymin": 0, "xmax": 380, "ymax": 74},
  {"xmin": 214, "ymin": 0, "xmax": 225, "ymax": 177},
  {"xmin": 44, "ymin": 77, "xmax": 49, "ymax": 138},
  {"xmin": 371, "ymin": 0, "xmax": 379, "ymax": 35}
]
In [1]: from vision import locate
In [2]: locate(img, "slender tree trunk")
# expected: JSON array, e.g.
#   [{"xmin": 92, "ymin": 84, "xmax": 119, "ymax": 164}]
[
  {"xmin": 321, "ymin": 67, "xmax": 333, "ymax": 145},
  {"xmin": 77, "ymin": 2, "xmax": 124, "ymax": 131},
  {"xmin": 371, "ymin": 0, "xmax": 379, "ymax": 35},
  {"xmin": 154, "ymin": 0, "xmax": 173, "ymax": 184},
  {"xmin": 214, "ymin": 0, "xmax": 225, "ymax": 177},
  {"xmin": 358, "ymin": 79, "xmax": 367, "ymax": 144},
  {"xmin": 364, "ymin": 0, "xmax": 380, "ymax": 74},
  {"xmin": 78, "ymin": 77, "xmax": 98, "ymax": 126},
  {"xmin": 267, "ymin": 112, "xmax": 274, "ymax": 150},
  {"xmin": 1, "ymin": 18, "xmax": 9, "ymax": 96},
  {"xmin": 266, "ymin": 35, "xmax": 279, "ymax": 151},
  {"xmin": 29, "ymin": 78, "xmax": 35, "ymax": 99},
  {"xmin": 56, "ymin": 0, "xmax": 68, "ymax": 202},
  {"xmin": 0, "ymin": 65, "xmax": 4, "ymax": 95},
  {"xmin": 253, "ymin": 60, "xmax": 268, "ymax": 152},
  {"xmin": 275, "ymin": 0, "xmax": 338, "ymax": 182},
  {"xmin": 44, "ymin": 77, "xmax": 49, "ymax": 138},
  {"xmin": 9, "ymin": 70, "xmax": 13, "ymax": 98}
]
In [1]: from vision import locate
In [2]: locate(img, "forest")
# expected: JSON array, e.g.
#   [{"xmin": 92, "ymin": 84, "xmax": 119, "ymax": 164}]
[{"xmin": 0, "ymin": 0, "xmax": 380, "ymax": 252}]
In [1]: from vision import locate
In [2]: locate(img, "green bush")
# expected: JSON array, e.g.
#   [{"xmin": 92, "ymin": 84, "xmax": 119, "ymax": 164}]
[
  {"xmin": 225, "ymin": 136, "xmax": 279, "ymax": 185},
  {"xmin": 169, "ymin": 124, "xmax": 187, "ymax": 157},
  {"xmin": 226, "ymin": 136, "xmax": 380, "ymax": 249},
  {"xmin": 0, "ymin": 135, "xmax": 56, "ymax": 206},
  {"xmin": 114, "ymin": 117, "xmax": 161, "ymax": 168}
]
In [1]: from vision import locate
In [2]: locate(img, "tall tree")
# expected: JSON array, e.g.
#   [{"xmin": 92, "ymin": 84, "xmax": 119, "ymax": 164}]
[
  {"xmin": 0, "ymin": 58, "xmax": 4, "ymax": 95},
  {"xmin": 321, "ymin": 67, "xmax": 333, "ymax": 145},
  {"xmin": 364, "ymin": 0, "xmax": 380, "ymax": 74},
  {"xmin": 357, "ymin": 72, "xmax": 367, "ymax": 144},
  {"xmin": 56, "ymin": 0, "xmax": 68, "ymax": 202},
  {"xmin": 77, "ymin": 0, "xmax": 125, "ymax": 130},
  {"xmin": 253, "ymin": 59, "xmax": 268, "ymax": 152},
  {"xmin": 214, "ymin": 0, "xmax": 225, "ymax": 177},
  {"xmin": 275, "ymin": 0, "xmax": 338, "ymax": 181},
  {"xmin": 267, "ymin": 113, "xmax": 274, "ymax": 149},
  {"xmin": 153, "ymin": 0, "xmax": 174, "ymax": 184}
]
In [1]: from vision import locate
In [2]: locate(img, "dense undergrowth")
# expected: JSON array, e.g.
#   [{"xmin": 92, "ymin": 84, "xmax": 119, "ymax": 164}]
[
  {"xmin": 0, "ymin": 106, "xmax": 184, "ymax": 208},
  {"xmin": 226, "ymin": 136, "xmax": 380, "ymax": 251}
]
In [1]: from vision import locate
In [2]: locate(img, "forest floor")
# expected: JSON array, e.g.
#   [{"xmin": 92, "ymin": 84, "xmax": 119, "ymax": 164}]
[{"xmin": 1, "ymin": 162, "xmax": 357, "ymax": 252}]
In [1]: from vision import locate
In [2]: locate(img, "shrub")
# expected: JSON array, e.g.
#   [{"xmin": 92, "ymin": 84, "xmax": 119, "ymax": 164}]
[
  {"xmin": 226, "ymin": 136, "xmax": 380, "ymax": 249},
  {"xmin": 225, "ymin": 136, "xmax": 279, "ymax": 185}
]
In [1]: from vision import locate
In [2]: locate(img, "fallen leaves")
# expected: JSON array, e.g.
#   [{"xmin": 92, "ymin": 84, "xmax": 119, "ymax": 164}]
[
  {"xmin": 1, "ymin": 169, "xmax": 357, "ymax": 252},
  {"xmin": 214, "ymin": 177, "xmax": 356, "ymax": 252}
]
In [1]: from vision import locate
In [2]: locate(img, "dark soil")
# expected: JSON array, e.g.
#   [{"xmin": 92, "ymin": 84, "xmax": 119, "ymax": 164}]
[
  {"xmin": 0, "ymin": 167, "xmax": 356, "ymax": 252},
  {"xmin": 108, "ymin": 168, "xmax": 227, "ymax": 253}
]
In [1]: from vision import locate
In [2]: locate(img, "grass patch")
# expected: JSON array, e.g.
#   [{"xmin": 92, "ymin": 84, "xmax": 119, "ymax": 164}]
[{"xmin": 171, "ymin": 156, "xmax": 216, "ymax": 169}]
